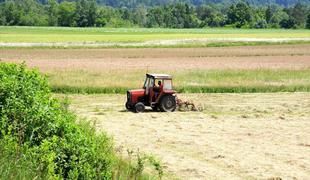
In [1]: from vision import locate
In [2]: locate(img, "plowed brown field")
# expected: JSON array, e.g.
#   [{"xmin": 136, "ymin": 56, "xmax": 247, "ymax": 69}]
[{"xmin": 1, "ymin": 44, "xmax": 310, "ymax": 71}]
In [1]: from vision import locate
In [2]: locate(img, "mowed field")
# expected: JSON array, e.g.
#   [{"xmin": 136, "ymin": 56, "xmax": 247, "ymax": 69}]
[{"xmin": 66, "ymin": 93, "xmax": 310, "ymax": 179}]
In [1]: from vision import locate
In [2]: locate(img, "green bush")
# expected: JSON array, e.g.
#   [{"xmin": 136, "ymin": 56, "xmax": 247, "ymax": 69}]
[{"xmin": 0, "ymin": 63, "xmax": 115, "ymax": 179}]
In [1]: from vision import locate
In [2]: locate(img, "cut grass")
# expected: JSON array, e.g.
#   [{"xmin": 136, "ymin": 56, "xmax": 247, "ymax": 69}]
[{"xmin": 47, "ymin": 69, "xmax": 310, "ymax": 94}]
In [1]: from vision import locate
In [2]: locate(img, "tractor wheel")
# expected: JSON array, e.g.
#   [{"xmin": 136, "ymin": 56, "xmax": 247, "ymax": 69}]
[
  {"xmin": 135, "ymin": 102, "xmax": 145, "ymax": 113},
  {"xmin": 159, "ymin": 95, "xmax": 176, "ymax": 112},
  {"xmin": 125, "ymin": 102, "xmax": 132, "ymax": 110}
]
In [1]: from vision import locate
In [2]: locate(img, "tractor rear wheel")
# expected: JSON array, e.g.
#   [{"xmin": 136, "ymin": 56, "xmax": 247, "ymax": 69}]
[
  {"xmin": 159, "ymin": 95, "xmax": 176, "ymax": 112},
  {"xmin": 135, "ymin": 102, "xmax": 145, "ymax": 113}
]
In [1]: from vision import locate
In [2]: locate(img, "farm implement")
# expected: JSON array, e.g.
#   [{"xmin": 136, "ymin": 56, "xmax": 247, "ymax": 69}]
[{"xmin": 125, "ymin": 73, "xmax": 202, "ymax": 113}]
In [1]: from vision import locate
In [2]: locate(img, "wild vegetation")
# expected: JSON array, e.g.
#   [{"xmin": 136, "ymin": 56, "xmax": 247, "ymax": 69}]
[
  {"xmin": 0, "ymin": 0, "xmax": 309, "ymax": 29},
  {"xmin": 0, "ymin": 63, "xmax": 163, "ymax": 179}
]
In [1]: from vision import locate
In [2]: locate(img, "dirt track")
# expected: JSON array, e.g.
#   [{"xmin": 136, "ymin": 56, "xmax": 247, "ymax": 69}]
[
  {"xmin": 1, "ymin": 44, "xmax": 310, "ymax": 71},
  {"xmin": 68, "ymin": 93, "xmax": 310, "ymax": 180}
]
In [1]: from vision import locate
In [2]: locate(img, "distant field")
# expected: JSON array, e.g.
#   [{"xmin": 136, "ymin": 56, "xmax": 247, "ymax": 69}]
[
  {"xmin": 1, "ymin": 45, "xmax": 310, "ymax": 93},
  {"xmin": 0, "ymin": 27, "xmax": 309, "ymax": 47}
]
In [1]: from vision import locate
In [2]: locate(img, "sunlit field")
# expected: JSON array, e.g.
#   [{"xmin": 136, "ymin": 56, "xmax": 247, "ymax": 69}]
[
  {"xmin": 66, "ymin": 93, "xmax": 310, "ymax": 179},
  {"xmin": 0, "ymin": 27, "xmax": 309, "ymax": 46}
]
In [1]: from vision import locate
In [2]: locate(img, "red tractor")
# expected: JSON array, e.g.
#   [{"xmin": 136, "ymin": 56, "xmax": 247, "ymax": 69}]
[{"xmin": 126, "ymin": 73, "xmax": 177, "ymax": 113}]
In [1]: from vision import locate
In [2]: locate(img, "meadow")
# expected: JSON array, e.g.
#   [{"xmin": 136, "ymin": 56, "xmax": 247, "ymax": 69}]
[{"xmin": 0, "ymin": 27, "xmax": 309, "ymax": 47}]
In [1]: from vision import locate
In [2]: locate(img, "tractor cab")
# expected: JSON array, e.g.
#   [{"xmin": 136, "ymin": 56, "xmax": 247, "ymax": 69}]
[{"xmin": 126, "ymin": 73, "xmax": 177, "ymax": 113}]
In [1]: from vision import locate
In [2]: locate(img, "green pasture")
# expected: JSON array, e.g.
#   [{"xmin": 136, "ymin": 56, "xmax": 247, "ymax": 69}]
[{"xmin": 1, "ymin": 26, "xmax": 309, "ymax": 43}]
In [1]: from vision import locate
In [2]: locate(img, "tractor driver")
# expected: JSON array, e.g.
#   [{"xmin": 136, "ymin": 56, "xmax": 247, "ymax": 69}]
[{"xmin": 153, "ymin": 81, "xmax": 163, "ymax": 100}]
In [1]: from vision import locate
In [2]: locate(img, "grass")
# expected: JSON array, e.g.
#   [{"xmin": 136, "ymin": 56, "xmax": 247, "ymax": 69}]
[
  {"xmin": 47, "ymin": 69, "xmax": 310, "ymax": 94},
  {"xmin": 1, "ymin": 26, "xmax": 309, "ymax": 44},
  {"xmin": 52, "ymin": 85, "xmax": 310, "ymax": 94}
]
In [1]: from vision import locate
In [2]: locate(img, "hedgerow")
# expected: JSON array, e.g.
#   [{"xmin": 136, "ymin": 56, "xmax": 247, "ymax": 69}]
[{"xmin": 0, "ymin": 63, "xmax": 115, "ymax": 179}]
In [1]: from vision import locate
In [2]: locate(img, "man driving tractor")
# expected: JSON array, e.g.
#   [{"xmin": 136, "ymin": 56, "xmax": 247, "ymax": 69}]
[
  {"xmin": 153, "ymin": 80, "xmax": 163, "ymax": 100},
  {"xmin": 126, "ymin": 74, "xmax": 177, "ymax": 112}
]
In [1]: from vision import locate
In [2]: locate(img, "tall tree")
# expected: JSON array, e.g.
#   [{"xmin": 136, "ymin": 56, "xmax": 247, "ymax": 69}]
[
  {"xmin": 306, "ymin": 14, "xmax": 310, "ymax": 29},
  {"xmin": 58, "ymin": 1, "xmax": 77, "ymax": 26},
  {"xmin": 2, "ymin": 1, "xmax": 21, "ymax": 25},
  {"xmin": 133, "ymin": 5, "xmax": 147, "ymax": 27},
  {"xmin": 76, "ymin": 0, "xmax": 88, "ymax": 27},
  {"xmin": 289, "ymin": 3, "xmax": 308, "ymax": 27},
  {"xmin": 227, "ymin": 1, "xmax": 253, "ymax": 28},
  {"xmin": 47, "ymin": 0, "xmax": 58, "ymax": 26}
]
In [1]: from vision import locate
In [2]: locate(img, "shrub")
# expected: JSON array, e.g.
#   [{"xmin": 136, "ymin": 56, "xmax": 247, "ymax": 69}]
[{"xmin": 0, "ymin": 63, "xmax": 115, "ymax": 179}]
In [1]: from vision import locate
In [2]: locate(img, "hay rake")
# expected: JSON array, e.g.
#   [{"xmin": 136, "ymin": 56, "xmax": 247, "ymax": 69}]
[{"xmin": 176, "ymin": 98, "xmax": 203, "ymax": 112}]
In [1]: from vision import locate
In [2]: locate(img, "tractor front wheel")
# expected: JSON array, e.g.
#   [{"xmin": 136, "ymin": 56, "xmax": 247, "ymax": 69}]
[
  {"xmin": 125, "ymin": 102, "xmax": 132, "ymax": 110},
  {"xmin": 159, "ymin": 95, "xmax": 176, "ymax": 112},
  {"xmin": 135, "ymin": 102, "xmax": 145, "ymax": 113}
]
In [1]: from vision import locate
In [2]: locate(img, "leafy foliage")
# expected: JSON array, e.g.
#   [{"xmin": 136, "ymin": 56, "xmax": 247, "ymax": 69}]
[
  {"xmin": 0, "ymin": 63, "xmax": 115, "ymax": 179},
  {"xmin": 33, "ymin": 0, "xmax": 310, "ymax": 8},
  {"xmin": 307, "ymin": 14, "xmax": 310, "ymax": 29},
  {"xmin": 0, "ymin": 0, "xmax": 309, "ymax": 28}
]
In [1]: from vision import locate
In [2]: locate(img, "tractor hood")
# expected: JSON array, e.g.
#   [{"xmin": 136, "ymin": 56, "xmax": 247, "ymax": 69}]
[
  {"xmin": 128, "ymin": 89, "xmax": 145, "ymax": 104},
  {"xmin": 129, "ymin": 89, "xmax": 145, "ymax": 96}
]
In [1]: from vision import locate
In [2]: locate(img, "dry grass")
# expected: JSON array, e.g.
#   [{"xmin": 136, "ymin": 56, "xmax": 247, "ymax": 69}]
[{"xmin": 65, "ymin": 93, "xmax": 310, "ymax": 179}]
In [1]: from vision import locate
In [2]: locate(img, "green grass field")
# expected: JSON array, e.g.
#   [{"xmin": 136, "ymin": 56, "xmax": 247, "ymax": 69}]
[
  {"xmin": 1, "ymin": 26, "xmax": 309, "ymax": 44},
  {"xmin": 47, "ymin": 69, "xmax": 310, "ymax": 93}
]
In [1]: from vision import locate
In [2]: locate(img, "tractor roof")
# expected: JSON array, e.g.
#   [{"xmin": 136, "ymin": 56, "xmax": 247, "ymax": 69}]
[{"xmin": 146, "ymin": 73, "xmax": 172, "ymax": 79}]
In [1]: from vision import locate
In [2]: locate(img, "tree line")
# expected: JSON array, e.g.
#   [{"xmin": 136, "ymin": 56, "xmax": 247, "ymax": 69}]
[
  {"xmin": 0, "ymin": 0, "xmax": 310, "ymax": 29},
  {"xmin": 35, "ymin": 0, "xmax": 310, "ymax": 8}
]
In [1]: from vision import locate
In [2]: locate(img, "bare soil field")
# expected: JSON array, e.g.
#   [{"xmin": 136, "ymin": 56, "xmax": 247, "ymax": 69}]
[
  {"xmin": 1, "ymin": 44, "xmax": 310, "ymax": 71},
  {"xmin": 67, "ymin": 93, "xmax": 310, "ymax": 180}
]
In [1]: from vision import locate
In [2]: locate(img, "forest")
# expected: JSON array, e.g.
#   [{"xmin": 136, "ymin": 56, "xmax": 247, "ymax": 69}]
[
  {"xmin": 35, "ymin": 0, "xmax": 310, "ymax": 8},
  {"xmin": 0, "ymin": 0, "xmax": 309, "ymax": 28}
]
